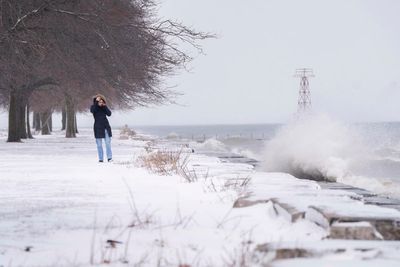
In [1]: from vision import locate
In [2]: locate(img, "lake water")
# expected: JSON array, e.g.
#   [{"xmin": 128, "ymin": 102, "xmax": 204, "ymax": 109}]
[{"xmin": 134, "ymin": 119, "xmax": 400, "ymax": 196}]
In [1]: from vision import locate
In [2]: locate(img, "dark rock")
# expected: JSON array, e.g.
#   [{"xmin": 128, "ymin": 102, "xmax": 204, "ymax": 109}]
[
  {"xmin": 374, "ymin": 220, "xmax": 400, "ymax": 240},
  {"xmin": 233, "ymin": 197, "xmax": 269, "ymax": 208},
  {"xmin": 329, "ymin": 222, "xmax": 381, "ymax": 240},
  {"xmin": 271, "ymin": 199, "xmax": 305, "ymax": 222},
  {"xmin": 275, "ymin": 248, "xmax": 312, "ymax": 259},
  {"xmin": 306, "ymin": 205, "xmax": 400, "ymax": 240}
]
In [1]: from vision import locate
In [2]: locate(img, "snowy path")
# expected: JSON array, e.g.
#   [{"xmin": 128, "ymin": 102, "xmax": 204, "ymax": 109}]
[
  {"xmin": 1, "ymin": 130, "xmax": 400, "ymax": 266},
  {"xmin": 0, "ymin": 130, "xmax": 147, "ymax": 265},
  {"xmin": 1, "ymin": 130, "xmax": 267, "ymax": 266}
]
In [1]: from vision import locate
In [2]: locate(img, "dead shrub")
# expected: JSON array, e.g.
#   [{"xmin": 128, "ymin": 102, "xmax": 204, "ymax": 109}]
[{"xmin": 137, "ymin": 148, "xmax": 198, "ymax": 182}]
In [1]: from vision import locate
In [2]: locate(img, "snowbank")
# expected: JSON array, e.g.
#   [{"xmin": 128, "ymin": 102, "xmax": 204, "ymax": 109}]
[{"xmin": 1, "ymin": 129, "xmax": 400, "ymax": 266}]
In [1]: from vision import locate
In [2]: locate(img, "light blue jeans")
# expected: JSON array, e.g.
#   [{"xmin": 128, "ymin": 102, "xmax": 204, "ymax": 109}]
[{"xmin": 96, "ymin": 130, "xmax": 112, "ymax": 161}]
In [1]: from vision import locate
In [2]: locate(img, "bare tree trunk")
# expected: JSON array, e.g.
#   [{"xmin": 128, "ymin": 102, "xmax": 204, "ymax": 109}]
[
  {"xmin": 18, "ymin": 100, "xmax": 27, "ymax": 139},
  {"xmin": 74, "ymin": 113, "xmax": 78, "ymax": 134},
  {"xmin": 32, "ymin": 111, "xmax": 36, "ymax": 130},
  {"xmin": 49, "ymin": 113, "xmax": 53, "ymax": 132},
  {"xmin": 34, "ymin": 112, "xmax": 41, "ymax": 131},
  {"xmin": 61, "ymin": 106, "xmax": 66, "ymax": 130},
  {"xmin": 41, "ymin": 110, "xmax": 51, "ymax": 135},
  {"xmin": 65, "ymin": 96, "xmax": 76, "ymax": 138},
  {"xmin": 7, "ymin": 88, "xmax": 21, "ymax": 142},
  {"xmin": 26, "ymin": 103, "xmax": 33, "ymax": 139}
]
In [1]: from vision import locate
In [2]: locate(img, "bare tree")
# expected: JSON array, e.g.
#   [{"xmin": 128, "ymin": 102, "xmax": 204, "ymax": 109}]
[{"xmin": 0, "ymin": 0, "xmax": 215, "ymax": 142}]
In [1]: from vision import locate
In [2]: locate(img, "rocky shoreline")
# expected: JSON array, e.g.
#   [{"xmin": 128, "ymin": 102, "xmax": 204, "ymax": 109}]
[
  {"xmin": 2, "ymin": 130, "xmax": 399, "ymax": 266},
  {"xmin": 202, "ymin": 145, "xmax": 400, "ymax": 263}
]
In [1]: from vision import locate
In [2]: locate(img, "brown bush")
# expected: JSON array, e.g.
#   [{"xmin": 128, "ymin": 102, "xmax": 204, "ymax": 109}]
[{"xmin": 137, "ymin": 148, "xmax": 197, "ymax": 182}]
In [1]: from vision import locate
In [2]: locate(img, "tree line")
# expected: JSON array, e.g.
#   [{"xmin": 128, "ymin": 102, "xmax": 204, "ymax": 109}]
[{"xmin": 0, "ymin": 0, "xmax": 213, "ymax": 142}]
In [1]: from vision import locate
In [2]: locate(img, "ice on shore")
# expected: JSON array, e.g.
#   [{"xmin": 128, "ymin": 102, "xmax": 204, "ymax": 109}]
[{"xmin": 1, "ymin": 129, "xmax": 400, "ymax": 266}]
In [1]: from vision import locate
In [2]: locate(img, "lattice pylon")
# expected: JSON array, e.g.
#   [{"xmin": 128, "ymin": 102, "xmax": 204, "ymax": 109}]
[{"xmin": 294, "ymin": 68, "xmax": 314, "ymax": 113}]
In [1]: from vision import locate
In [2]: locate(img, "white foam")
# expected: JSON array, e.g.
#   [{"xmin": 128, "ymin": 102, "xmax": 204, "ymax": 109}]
[
  {"xmin": 261, "ymin": 114, "xmax": 400, "ymax": 196},
  {"xmin": 193, "ymin": 138, "xmax": 227, "ymax": 152},
  {"xmin": 232, "ymin": 148, "xmax": 260, "ymax": 160},
  {"xmin": 262, "ymin": 114, "xmax": 363, "ymax": 179}
]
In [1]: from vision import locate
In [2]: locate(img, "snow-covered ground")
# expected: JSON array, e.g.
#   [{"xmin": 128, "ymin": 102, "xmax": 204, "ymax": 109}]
[{"xmin": 1, "ymin": 129, "xmax": 400, "ymax": 266}]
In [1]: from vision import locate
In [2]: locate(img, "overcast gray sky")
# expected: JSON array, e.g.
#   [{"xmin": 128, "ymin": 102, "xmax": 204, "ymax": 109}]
[
  {"xmin": 1, "ymin": 0, "xmax": 400, "ymax": 127},
  {"xmin": 116, "ymin": 0, "xmax": 400, "ymax": 125}
]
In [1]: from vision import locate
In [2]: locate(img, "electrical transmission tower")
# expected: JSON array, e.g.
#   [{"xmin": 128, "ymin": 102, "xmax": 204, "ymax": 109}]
[{"xmin": 294, "ymin": 68, "xmax": 314, "ymax": 113}]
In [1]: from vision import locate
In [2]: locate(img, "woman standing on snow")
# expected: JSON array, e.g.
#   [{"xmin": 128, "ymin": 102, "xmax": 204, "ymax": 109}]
[{"xmin": 90, "ymin": 94, "xmax": 113, "ymax": 162}]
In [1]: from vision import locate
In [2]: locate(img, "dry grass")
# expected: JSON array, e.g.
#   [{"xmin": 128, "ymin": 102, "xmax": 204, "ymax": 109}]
[
  {"xmin": 224, "ymin": 176, "xmax": 251, "ymax": 194},
  {"xmin": 137, "ymin": 148, "xmax": 198, "ymax": 182},
  {"xmin": 222, "ymin": 232, "xmax": 263, "ymax": 267}
]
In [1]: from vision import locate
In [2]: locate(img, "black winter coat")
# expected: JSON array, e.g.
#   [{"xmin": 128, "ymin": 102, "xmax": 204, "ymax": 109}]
[{"xmin": 90, "ymin": 99, "xmax": 112, "ymax": 138}]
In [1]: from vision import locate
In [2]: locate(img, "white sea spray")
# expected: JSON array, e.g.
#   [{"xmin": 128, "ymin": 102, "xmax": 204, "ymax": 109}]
[{"xmin": 262, "ymin": 114, "xmax": 367, "ymax": 181}]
